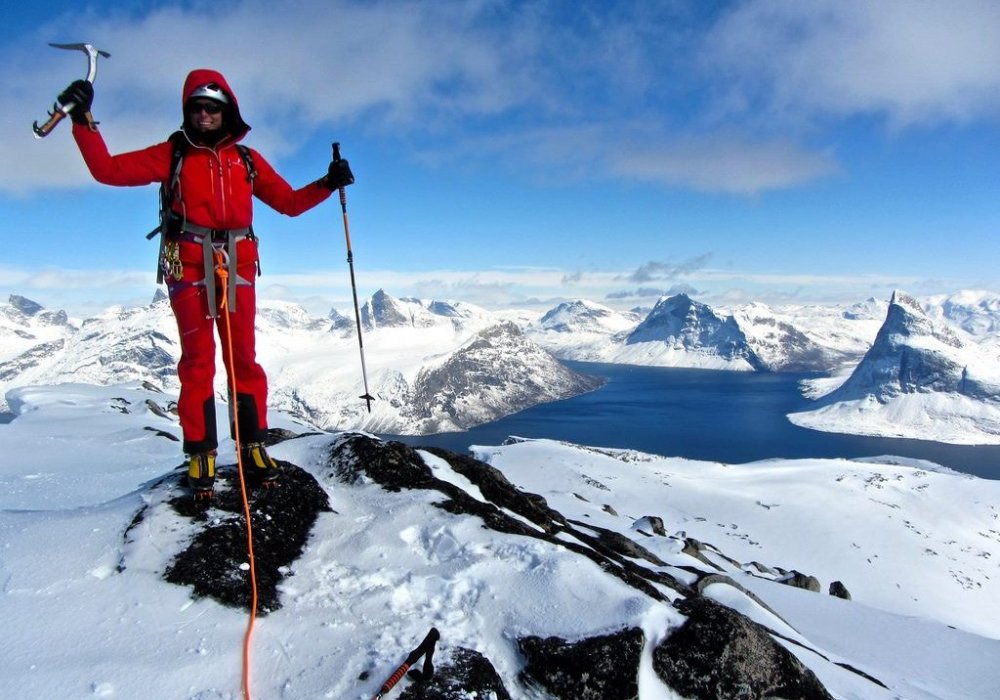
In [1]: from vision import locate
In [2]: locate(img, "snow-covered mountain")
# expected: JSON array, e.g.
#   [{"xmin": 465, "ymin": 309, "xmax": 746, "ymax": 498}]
[
  {"xmin": 924, "ymin": 289, "xmax": 1000, "ymax": 343},
  {"xmin": 537, "ymin": 299, "xmax": 639, "ymax": 335},
  {"xmin": 528, "ymin": 295, "xmax": 863, "ymax": 373},
  {"xmin": 526, "ymin": 299, "xmax": 641, "ymax": 362},
  {"xmin": 406, "ymin": 321, "xmax": 603, "ymax": 433},
  {"xmin": 618, "ymin": 293, "xmax": 766, "ymax": 370},
  {"xmin": 360, "ymin": 288, "xmax": 492, "ymax": 331},
  {"xmin": 1, "ymin": 382, "xmax": 997, "ymax": 699},
  {"xmin": 730, "ymin": 301, "xmax": 840, "ymax": 372},
  {"xmin": 0, "ymin": 292, "xmax": 596, "ymax": 434},
  {"xmin": 790, "ymin": 290, "xmax": 1000, "ymax": 444},
  {"xmin": 0, "ymin": 294, "xmax": 76, "ymax": 366}
]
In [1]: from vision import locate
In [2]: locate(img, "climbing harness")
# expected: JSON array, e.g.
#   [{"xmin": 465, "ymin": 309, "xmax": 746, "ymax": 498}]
[{"xmin": 146, "ymin": 130, "xmax": 259, "ymax": 309}]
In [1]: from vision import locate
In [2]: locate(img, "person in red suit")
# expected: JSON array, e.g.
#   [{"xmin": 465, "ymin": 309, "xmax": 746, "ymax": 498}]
[{"xmin": 59, "ymin": 70, "xmax": 354, "ymax": 495}]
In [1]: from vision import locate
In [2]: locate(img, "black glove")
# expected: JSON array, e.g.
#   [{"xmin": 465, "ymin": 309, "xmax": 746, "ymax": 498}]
[
  {"xmin": 58, "ymin": 80, "xmax": 94, "ymax": 124},
  {"xmin": 324, "ymin": 157, "xmax": 355, "ymax": 190}
]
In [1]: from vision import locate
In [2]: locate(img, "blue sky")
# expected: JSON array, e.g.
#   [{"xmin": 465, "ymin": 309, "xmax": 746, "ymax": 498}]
[{"xmin": 2, "ymin": 0, "xmax": 999, "ymax": 318}]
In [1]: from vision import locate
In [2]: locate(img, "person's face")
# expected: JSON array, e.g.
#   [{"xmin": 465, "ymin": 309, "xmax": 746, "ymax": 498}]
[{"xmin": 186, "ymin": 99, "xmax": 224, "ymax": 133}]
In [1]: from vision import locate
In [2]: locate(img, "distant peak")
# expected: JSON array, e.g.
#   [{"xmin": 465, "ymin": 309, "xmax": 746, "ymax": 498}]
[{"xmin": 8, "ymin": 294, "xmax": 44, "ymax": 316}]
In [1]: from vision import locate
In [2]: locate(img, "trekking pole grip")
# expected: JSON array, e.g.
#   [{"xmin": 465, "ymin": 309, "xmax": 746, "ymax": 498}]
[{"xmin": 332, "ymin": 142, "xmax": 347, "ymax": 208}]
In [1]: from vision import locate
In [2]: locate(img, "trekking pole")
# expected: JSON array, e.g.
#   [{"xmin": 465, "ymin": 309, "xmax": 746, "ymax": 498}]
[
  {"xmin": 371, "ymin": 627, "xmax": 440, "ymax": 699},
  {"xmin": 333, "ymin": 142, "xmax": 375, "ymax": 414}
]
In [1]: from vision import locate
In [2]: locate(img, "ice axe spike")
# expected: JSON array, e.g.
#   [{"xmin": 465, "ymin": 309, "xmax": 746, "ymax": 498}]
[{"xmin": 32, "ymin": 42, "xmax": 111, "ymax": 139}]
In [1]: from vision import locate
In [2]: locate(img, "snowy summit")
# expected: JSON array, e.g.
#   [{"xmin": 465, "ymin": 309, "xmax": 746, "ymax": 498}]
[{"xmin": 0, "ymin": 383, "xmax": 998, "ymax": 698}]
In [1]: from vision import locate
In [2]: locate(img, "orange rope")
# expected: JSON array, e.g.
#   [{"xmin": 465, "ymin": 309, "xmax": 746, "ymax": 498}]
[{"xmin": 215, "ymin": 250, "xmax": 258, "ymax": 700}]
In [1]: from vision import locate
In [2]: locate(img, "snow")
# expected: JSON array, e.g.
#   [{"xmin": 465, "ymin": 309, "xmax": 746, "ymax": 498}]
[
  {"xmin": 788, "ymin": 390, "xmax": 1000, "ymax": 445},
  {"xmin": 2, "ymin": 382, "xmax": 999, "ymax": 698}
]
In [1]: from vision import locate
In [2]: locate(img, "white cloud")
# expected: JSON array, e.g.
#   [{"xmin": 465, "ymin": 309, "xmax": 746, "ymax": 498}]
[
  {"xmin": 4, "ymin": 0, "xmax": 999, "ymax": 198},
  {"xmin": 612, "ymin": 135, "xmax": 840, "ymax": 194},
  {"xmin": 703, "ymin": 0, "xmax": 1000, "ymax": 128},
  {"xmin": 0, "ymin": 0, "xmax": 543, "ymax": 193}
]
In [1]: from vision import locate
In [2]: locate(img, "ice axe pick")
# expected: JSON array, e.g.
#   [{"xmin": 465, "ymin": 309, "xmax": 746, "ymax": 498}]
[{"xmin": 32, "ymin": 42, "xmax": 111, "ymax": 139}]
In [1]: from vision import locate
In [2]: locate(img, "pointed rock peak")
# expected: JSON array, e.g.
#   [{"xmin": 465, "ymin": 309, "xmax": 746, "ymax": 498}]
[
  {"xmin": 9, "ymin": 295, "xmax": 44, "ymax": 316},
  {"xmin": 889, "ymin": 290, "xmax": 922, "ymax": 314},
  {"xmin": 361, "ymin": 289, "xmax": 406, "ymax": 327},
  {"xmin": 151, "ymin": 289, "xmax": 169, "ymax": 305},
  {"xmin": 881, "ymin": 290, "xmax": 942, "ymax": 340}
]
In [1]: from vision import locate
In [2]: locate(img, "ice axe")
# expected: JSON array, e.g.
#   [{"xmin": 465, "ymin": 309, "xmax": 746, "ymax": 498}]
[{"xmin": 32, "ymin": 42, "xmax": 111, "ymax": 138}]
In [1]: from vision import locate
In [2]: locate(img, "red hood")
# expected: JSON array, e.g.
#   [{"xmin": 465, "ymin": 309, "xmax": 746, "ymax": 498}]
[{"xmin": 181, "ymin": 68, "xmax": 250, "ymax": 143}]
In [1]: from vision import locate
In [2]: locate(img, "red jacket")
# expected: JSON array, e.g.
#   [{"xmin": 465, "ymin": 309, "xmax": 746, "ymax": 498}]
[{"xmin": 72, "ymin": 68, "xmax": 330, "ymax": 230}]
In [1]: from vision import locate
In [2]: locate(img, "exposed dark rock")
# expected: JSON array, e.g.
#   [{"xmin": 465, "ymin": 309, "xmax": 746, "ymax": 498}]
[
  {"xmin": 779, "ymin": 570, "xmax": 822, "ymax": 593},
  {"xmin": 325, "ymin": 434, "xmax": 693, "ymax": 602},
  {"xmin": 158, "ymin": 460, "xmax": 331, "ymax": 614},
  {"xmin": 432, "ymin": 448, "xmax": 567, "ymax": 532},
  {"xmin": 9, "ymin": 294, "xmax": 44, "ymax": 316},
  {"xmin": 654, "ymin": 597, "xmax": 834, "ymax": 700},
  {"xmin": 397, "ymin": 647, "xmax": 512, "ymax": 700},
  {"xmin": 633, "ymin": 515, "xmax": 667, "ymax": 536},
  {"xmin": 0, "ymin": 339, "xmax": 66, "ymax": 381},
  {"xmin": 829, "ymin": 581, "xmax": 852, "ymax": 600},
  {"xmin": 143, "ymin": 426, "xmax": 179, "ymax": 441},
  {"xmin": 682, "ymin": 537, "xmax": 725, "ymax": 571},
  {"xmin": 569, "ymin": 519, "xmax": 667, "ymax": 566},
  {"xmin": 519, "ymin": 627, "xmax": 644, "ymax": 700}
]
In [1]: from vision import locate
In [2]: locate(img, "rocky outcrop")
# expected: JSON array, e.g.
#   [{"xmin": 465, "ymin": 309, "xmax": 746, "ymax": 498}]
[
  {"xmin": 124, "ymin": 457, "xmax": 332, "ymax": 615},
  {"xmin": 519, "ymin": 627, "xmax": 645, "ymax": 699},
  {"xmin": 124, "ymin": 432, "xmax": 878, "ymax": 698},
  {"xmin": 654, "ymin": 597, "xmax": 834, "ymax": 700}
]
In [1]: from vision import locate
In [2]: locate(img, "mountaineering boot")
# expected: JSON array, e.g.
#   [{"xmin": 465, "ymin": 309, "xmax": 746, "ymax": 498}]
[
  {"xmin": 240, "ymin": 442, "xmax": 280, "ymax": 486},
  {"xmin": 187, "ymin": 451, "xmax": 216, "ymax": 498}
]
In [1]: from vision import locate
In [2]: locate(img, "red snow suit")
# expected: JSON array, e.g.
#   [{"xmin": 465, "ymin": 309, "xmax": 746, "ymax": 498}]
[{"xmin": 72, "ymin": 68, "xmax": 332, "ymax": 453}]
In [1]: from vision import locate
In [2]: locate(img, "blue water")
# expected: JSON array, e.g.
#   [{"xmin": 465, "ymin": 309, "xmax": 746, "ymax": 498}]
[{"xmin": 383, "ymin": 362, "xmax": 1000, "ymax": 480}]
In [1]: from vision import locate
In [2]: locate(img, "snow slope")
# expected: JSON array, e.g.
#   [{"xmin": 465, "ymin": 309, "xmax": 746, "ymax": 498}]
[{"xmin": 1, "ymin": 382, "xmax": 998, "ymax": 699}]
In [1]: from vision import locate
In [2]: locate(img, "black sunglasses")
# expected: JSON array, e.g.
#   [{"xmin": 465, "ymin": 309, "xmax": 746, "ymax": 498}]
[{"xmin": 187, "ymin": 100, "xmax": 224, "ymax": 115}]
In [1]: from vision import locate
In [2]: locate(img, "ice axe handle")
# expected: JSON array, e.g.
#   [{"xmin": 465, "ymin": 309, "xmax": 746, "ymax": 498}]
[{"xmin": 33, "ymin": 105, "xmax": 69, "ymax": 139}]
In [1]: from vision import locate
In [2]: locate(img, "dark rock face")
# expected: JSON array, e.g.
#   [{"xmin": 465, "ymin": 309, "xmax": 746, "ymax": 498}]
[
  {"xmin": 826, "ymin": 290, "xmax": 996, "ymax": 402},
  {"xmin": 152, "ymin": 460, "xmax": 331, "ymax": 614},
  {"xmin": 779, "ymin": 569, "xmax": 822, "ymax": 593},
  {"xmin": 654, "ymin": 598, "xmax": 834, "ymax": 700},
  {"xmin": 0, "ymin": 339, "xmax": 66, "ymax": 381},
  {"xmin": 9, "ymin": 294, "xmax": 44, "ymax": 316},
  {"xmin": 518, "ymin": 627, "xmax": 645, "ymax": 700},
  {"xmin": 829, "ymin": 581, "xmax": 852, "ymax": 600},
  {"xmin": 397, "ymin": 647, "xmax": 512, "ymax": 700}
]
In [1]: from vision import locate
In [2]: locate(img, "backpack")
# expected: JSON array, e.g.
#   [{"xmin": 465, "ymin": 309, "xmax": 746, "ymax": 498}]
[{"xmin": 147, "ymin": 130, "xmax": 257, "ymax": 283}]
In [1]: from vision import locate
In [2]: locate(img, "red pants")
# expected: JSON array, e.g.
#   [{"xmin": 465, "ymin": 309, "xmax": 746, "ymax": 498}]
[{"xmin": 168, "ymin": 239, "xmax": 268, "ymax": 454}]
